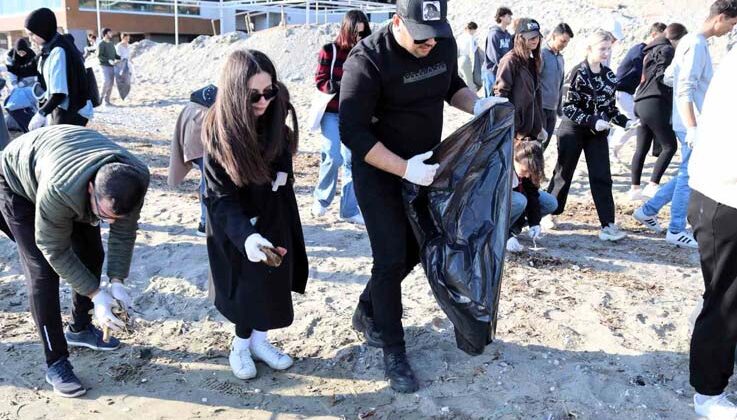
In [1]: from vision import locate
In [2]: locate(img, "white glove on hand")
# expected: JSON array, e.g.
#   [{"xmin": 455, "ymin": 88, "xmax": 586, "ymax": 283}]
[
  {"xmin": 402, "ymin": 151, "xmax": 439, "ymax": 186},
  {"xmin": 686, "ymin": 127, "xmax": 698, "ymax": 149},
  {"xmin": 91, "ymin": 289, "xmax": 125, "ymax": 332},
  {"xmin": 271, "ymin": 171, "xmax": 288, "ymax": 192},
  {"xmin": 594, "ymin": 119, "xmax": 611, "ymax": 132},
  {"xmin": 537, "ymin": 128, "xmax": 548, "ymax": 141},
  {"xmin": 110, "ymin": 281, "xmax": 133, "ymax": 311},
  {"xmin": 528, "ymin": 225, "xmax": 542, "ymax": 240},
  {"xmin": 473, "ymin": 96, "xmax": 509, "ymax": 116},
  {"xmin": 244, "ymin": 233, "xmax": 273, "ymax": 263},
  {"xmin": 28, "ymin": 112, "xmax": 47, "ymax": 131}
]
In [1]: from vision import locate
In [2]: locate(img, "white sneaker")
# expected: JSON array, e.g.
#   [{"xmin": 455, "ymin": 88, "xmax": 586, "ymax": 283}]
[
  {"xmin": 506, "ymin": 237, "xmax": 524, "ymax": 253},
  {"xmin": 633, "ymin": 207, "xmax": 664, "ymax": 234},
  {"xmin": 540, "ymin": 215, "xmax": 557, "ymax": 231},
  {"xmin": 641, "ymin": 183, "xmax": 660, "ymax": 199},
  {"xmin": 666, "ymin": 230, "xmax": 698, "ymax": 249},
  {"xmin": 627, "ymin": 187, "xmax": 643, "ymax": 202},
  {"xmin": 694, "ymin": 393, "xmax": 737, "ymax": 419},
  {"xmin": 311, "ymin": 201, "xmax": 328, "ymax": 218},
  {"xmin": 599, "ymin": 223, "xmax": 626, "ymax": 241},
  {"xmin": 342, "ymin": 213, "xmax": 365, "ymax": 225},
  {"xmin": 250, "ymin": 340, "xmax": 293, "ymax": 371},
  {"xmin": 229, "ymin": 343, "xmax": 257, "ymax": 380}
]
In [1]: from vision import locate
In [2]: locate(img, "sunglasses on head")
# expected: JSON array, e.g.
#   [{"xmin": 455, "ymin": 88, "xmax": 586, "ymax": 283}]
[{"xmin": 249, "ymin": 86, "xmax": 279, "ymax": 104}]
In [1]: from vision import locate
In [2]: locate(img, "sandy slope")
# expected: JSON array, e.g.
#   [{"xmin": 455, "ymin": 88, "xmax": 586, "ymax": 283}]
[{"xmin": 0, "ymin": 1, "xmax": 726, "ymax": 418}]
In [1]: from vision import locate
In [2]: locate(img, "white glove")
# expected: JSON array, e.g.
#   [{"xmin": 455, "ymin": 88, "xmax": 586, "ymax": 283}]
[
  {"xmin": 28, "ymin": 112, "xmax": 47, "ymax": 131},
  {"xmin": 271, "ymin": 171, "xmax": 288, "ymax": 192},
  {"xmin": 244, "ymin": 233, "xmax": 273, "ymax": 263},
  {"xmin": 528, "ymin": 225, "xmax": 542, "ymax": 240},
  {"xmin": 402, "ymin": 151, "xmax": 439, "ymax": 186},
  {"xmin": 686, "ymin": 126, "xmax": 698, "ymax": 149},
  {"xmin": 91, "ymin": 289, "xmax": 125, "ymax": 332},
  {"xmin": 625, "ymin": 119, "xmax": 639, "ymax": 131},
  {"xmin": 594, "ymin": 119, "xmax": 611, "ymax": 132},
  {"xmin": 537, "ymin": 128, "xmax": 548, "ymax": 141},
  {"xmin": 473, "ymin": 96, "xmax": 509, "ymax": 116},
  {"xmin": 110, "ymin": 281, "xmax": 133, "ymax": 311}
]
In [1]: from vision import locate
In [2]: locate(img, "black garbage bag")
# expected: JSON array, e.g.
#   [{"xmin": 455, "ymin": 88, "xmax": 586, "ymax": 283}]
[{"xmin": 402, "ymin": 103, "xmax": 514, "ymax": 355}]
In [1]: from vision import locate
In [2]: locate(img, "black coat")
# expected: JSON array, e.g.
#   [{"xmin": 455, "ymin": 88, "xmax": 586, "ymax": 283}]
[
  {"xmin": 635, "ymin": 36, "xmax": 675, "ymax": 105},
  {"xmin": 204, "ymin": 140, "xmax": 308, "ymax": 330}
]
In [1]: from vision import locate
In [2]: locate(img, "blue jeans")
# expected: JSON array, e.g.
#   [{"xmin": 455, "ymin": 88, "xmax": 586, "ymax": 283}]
[
  {"xmin": 194, "ymin": 157, "xmax": 207, "ymax": 226},
  {"xmin": 642, "ymin": 131, "xmax": 691, "ymax": 233},
  {"xmin": 314, "ymin": 112, "xmax": 360, "ymax": 218},
  {"xmin": 511, "ymin": 190, "xmax": 558, "ymax": 226},
  {"xmin": 482, "ymin": 70, "xmax": 496, "ymax": 98}
]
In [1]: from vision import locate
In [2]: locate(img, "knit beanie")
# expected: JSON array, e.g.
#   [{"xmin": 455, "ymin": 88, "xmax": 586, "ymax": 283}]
[{"xmin": 24, "ymin": 8, "xmax": 57, "ymax": 43}]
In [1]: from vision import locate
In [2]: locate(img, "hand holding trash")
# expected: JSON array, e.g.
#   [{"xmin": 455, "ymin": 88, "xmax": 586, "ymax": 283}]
[
  {"xmin": 28, "ymin": 112, "xmax": 47, "ymax": 131},
  {"xmin": 686, "ymin": 127, "xmax": 698, "ymax": 149},
  {"xmin": 403, "ymin": 151, "xmax": 439, "ymax": 186},
  {"xmin": 594, "ymin": 119, "xmax": 611, "ymax": 132},
  {"xmin": 473, "ymin": 96, "xmax": 509, "ymax": 117},
  {"xmin": 271, "ymin": 171, "xmax": 288, "ymax": 192},
  {"xmin": 244, "ymin": 233, "xmax": 287, "ymax": 265},
  {"xmin": 537, "ymin": 128, "xmax": 548, "ymax": 142},
  {"xmin": 91, "ymin": 288, "xmax": 125, "ymax": 333},
  {"xmin": 110, "ymin": 279, "xmax": 132, "ymax": 311},
  {"xmin": 528, "ymin": 225, "xmax": 542, "ymax": 240}
]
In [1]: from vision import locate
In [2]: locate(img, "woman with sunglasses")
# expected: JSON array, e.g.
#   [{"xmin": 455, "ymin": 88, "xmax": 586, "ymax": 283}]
[
  {"xmin": 311, "ymin": 10, "xmax": 371, "ymax": 224},
  {"xmin": 546, "ymin": 29, "xmax": 632, "ymax": 242},
  {"xmin": 202, "ymin": 49, "xmax": 308, "ymax": 380},
  {"xmin": 493, "ymin": 18, "xmax": 545, "ymax": 142}
]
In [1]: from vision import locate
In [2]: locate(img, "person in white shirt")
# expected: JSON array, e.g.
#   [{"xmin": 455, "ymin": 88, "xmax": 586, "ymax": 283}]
[
  {"xmin": 114, "ymin": 32, "xmax": 133, "ymax": 101},
  {"xmin": 686, "ymin": 11, "xmax": 737, "ymax": 418},
  {"xmin": 456, "ymin": 22, "xmax": 479, "ymax": 91}
]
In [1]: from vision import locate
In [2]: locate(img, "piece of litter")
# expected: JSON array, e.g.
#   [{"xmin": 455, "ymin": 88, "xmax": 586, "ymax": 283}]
[
  {"xmin": 202, "ymin": 398, "xmax": 208, "ymax": 403},
  {"xmin": 441, "ymin": 407, "xmax": 449, "ymax": 412}
]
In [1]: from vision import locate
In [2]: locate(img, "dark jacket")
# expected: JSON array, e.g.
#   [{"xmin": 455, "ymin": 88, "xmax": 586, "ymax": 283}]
[
  {"xmin": 494, "ymin": 52, "xmax": 544, "ymax": 139},
  {"xmin": 315, "ymin": 42, "xmax": 350, "ymax": 114},
  {"xmin": 98, "ymin": 40, "xmax": 119, "ymax": 67},
  {"xmin": 634, "ymin": 36, "xmax": 675, "ymax": 104},
  {"xmin": 615, "ymin": 42, "xmax": 646, "ymax": 94},
  {"xmin": 562, "ymin": 60, "xmax": 629, "ymax": 129},
  {"xmin": 516, "ymin": 175, "xmax": 542, "ymax": 227},
  {"xmin": 5, "ymin": 39, "xmax": 39, "ymax": 81},
  {"xmin": 38, "ymin": 33, "xmax": 90, "ymax": 113},
  {"xmin": 204, "ymin": 128, "xmax": 308, "ymax": 330},
  {"xmin": 484, "ymin": 25, "xmax": 512, "ymax": 73}
]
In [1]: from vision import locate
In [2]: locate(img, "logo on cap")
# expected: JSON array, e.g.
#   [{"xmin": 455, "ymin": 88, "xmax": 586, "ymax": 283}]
[
  {"xmin": 422, "ymin": 1, "xmax": 441, "ymax": 21},
  {"xmin": 527, "ymin": 22, "xmax": 539, "ymax": 31}
]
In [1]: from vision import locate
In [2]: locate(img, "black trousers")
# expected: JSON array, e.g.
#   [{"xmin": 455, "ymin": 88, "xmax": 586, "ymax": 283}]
[
  {"xmin": 631, "ymin": 98, "xmax": 677, "ymax": 186},
  {"xmin": 50, "ymin": 107, "xmax": 88, "ymax": 127},
  {"xmin": 688, "ymin": 190, "xmax": 737, "ymax": 395},
  {"xmin": 0, "ymin": 176, "xmax": 102, "ymax": 366},
  {"xmin": 542, "ymin": 109, "xmax": 558, "ymax": 151},
  {"xmin": 547, "ymin": 121, "xmax": 616, "ymax": 228},
  {"xmin": 352, "ymin": 159, "xmax": 420, "ymax": 354}
]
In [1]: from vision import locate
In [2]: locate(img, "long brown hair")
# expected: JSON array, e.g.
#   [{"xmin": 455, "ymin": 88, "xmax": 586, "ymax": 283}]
[
  {"xmin": 514, "ymin": 139, "xmax": 545, "ymax": 186},
  {"xmin": 202, "ymin": 49, "xmax": 298, "ymax": 187},
  {"xmin": 511, "ymin": 32, "xmax": 542, "ymax": 75},
  {"xmin": 335, "ymin": 10, "xmax": 371, "ymax": 50}
]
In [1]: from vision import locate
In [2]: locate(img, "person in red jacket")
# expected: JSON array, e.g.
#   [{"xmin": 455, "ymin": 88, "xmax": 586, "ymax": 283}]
[{"xmin": 311, "ymin": 10, "xmax": 371, "ymax": 225}]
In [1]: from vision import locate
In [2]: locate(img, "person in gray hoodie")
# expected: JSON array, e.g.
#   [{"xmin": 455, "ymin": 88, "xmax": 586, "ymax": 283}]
[
  {"xmin": 540, "ymin": 23, "xmax": 574, "ymax": 150},
  {"xmin": 482, "ymin": 6, "xmax": 513, "ymax": 97}
]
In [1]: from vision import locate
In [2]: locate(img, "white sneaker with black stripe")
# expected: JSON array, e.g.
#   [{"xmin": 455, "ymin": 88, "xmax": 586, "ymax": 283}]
[
  {"xmin": 633, "ymin": 207, "xmax": 664, "ymax": 234},
  {"xmin": 666, "ymin": 230, "xmax": 698, "ymax": 249}
]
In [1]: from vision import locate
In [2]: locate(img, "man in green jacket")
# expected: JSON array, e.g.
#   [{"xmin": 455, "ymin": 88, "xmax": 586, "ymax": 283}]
[
  {"xmin": 0, "ymin": 125, "xmax": 150, "ymax": 398},
  {"xmin": 98, "ymin": 27, "xmax": 119, "ymax": 106}
]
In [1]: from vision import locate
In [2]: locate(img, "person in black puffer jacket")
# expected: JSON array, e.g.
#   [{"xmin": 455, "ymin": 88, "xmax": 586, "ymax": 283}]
[
  {"xmin": 547, "ymin": 29, "xmax": 632, "ymax": 242},
  {"xmin": 629, "ymin": 23, "xmax": 689, "ymax": 200},
  {"xmin": 5, "ymin": 38, "xmax": 39, "ymax": 87}
]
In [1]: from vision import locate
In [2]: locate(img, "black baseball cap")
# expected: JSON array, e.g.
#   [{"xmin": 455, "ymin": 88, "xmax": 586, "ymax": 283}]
[
  {"xmin": 396, "ymin": 0, "xmax": 452, "ymax": 40},
  {"xmin": 515, "ymin": 18, "xmax": 541, "ymax": 38}
]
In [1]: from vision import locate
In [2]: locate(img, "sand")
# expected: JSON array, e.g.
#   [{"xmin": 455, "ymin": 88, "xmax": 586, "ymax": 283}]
[{"xmin": 0, "ymin": 0, "xmax": 725, "ymax": 418}]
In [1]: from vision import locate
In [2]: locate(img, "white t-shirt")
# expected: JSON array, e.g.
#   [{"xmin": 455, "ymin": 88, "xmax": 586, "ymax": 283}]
[
  {"xmin": 688, "ymin": 47, "xmax": 737, "ymax": 209},
  {"xmin": 115, "ymin": 42, "xmax": 130, "ymax": 60},
  {"xmin": 456, "ymin": 32, "xmax": 477, "ymax": 59},
  {"xmin": 40, "ymin": 46, "xmax": 94, "ymax": 120}
]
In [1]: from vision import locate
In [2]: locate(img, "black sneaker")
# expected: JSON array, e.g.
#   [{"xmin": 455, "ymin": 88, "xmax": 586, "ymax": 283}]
[
  {"xmin": 45, "ymin": 358, "xmax": 86, "ymax": 398},
  {"xmin": 383, "ymin": 352, "xmax": 419, "ymax": 393},
  {"xmin": 351, "ymin": 305, "xmax": 384, "ymax": 348},
  {"xmin": 196, "ymin": 223, "xmax": 207, "ymax": 237},
  {"xmin": 65, "ymin": 325, "xmax": 120, "ymax": 351}
]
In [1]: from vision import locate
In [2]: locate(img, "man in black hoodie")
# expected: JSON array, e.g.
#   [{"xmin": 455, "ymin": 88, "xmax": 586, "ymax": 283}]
[
  {"xmin": 482, "ymin": 6, "xmax": 513, "ymax": 97},
  {"xmin": 5, "ymin": 38, "xmax": 39, "ymax": 87},
  {"xmin": 24, "ymin": 8, "xmax": 93, "ymax": 130}
]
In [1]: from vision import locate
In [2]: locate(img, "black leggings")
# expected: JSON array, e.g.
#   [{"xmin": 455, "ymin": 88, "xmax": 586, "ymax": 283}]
[{"xmin": 631, "ymin": 98, "xmax": 677, "ymax": 185}]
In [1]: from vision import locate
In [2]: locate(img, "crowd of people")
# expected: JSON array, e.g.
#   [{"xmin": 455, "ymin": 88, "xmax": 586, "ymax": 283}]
[{"xmin": 1, "ymin": 0, "xmax": 737, "ymax": 418}]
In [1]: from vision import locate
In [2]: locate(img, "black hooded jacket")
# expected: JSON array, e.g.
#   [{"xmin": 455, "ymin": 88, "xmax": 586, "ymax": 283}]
[
  {"xmin": 5, "ymin": 39, "xmax": 39, "ymax": 80},
  {"xmin": 38, "ymin": 33, "xmax": 90, "ymax": 113},
  {"xmin": 634, "ymin": 36, "xmax": 675, "ymax": 104}
]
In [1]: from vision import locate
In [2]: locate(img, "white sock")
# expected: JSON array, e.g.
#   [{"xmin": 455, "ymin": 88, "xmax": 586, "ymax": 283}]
[
  {"xmin": 695, "ymin": 393, "xmax": 720, "ymax": 405},
  {"xmin": 233, "ymin": 335, "xmax": 250, "ymax": 351},
  {"xmin": 251, "ymin": 330, "xmax": 267, "ymax": 345}
]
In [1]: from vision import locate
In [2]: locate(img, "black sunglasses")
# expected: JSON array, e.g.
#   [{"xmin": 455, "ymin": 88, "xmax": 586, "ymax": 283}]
[
  {"xmin": 413, "ymin": 38, "xmax": 433, "ymax": 45},
  {"xmin": 249, "ymin": 86, "xmax": 279, "ymax": 104}
]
